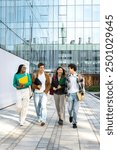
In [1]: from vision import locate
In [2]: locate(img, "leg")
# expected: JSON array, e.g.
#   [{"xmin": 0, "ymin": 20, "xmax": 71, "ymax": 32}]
[
  {"xmin": 59, "ymin": 94, "xmax": 66, "ymax": 121},
  {"xmin": 16, "ymin": 90, "xmax": 22, "ymax": 123},
  {"xmin": 34, "ymin": 93, "xmax": 42, "ymax": 120},
  {"xmin": 41, "ymin": 93, "xmax": 47, "ymax": 123},
  {"xmin": 54, "ymin": 94, "xmax": 60, "ymax": 119},
  {"xmin": 20, "ymin": 88, "xmax": 30, "ymax": 125},
  {"xmin": 67, "ymin": 95, "xmax": 73, "ymax": 118},
  {"xmin": 67, "ymin": 95, "xmax": 74, "ymax": 123},
  {"xmin": 72, "ymin": 94, "xmax": 79, "ymax": 128}
]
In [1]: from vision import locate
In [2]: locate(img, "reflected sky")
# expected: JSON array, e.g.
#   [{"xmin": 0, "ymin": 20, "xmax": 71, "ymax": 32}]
[{"xmin": 0, "ymin": 0, "xmax": 100, "ymax": 45}]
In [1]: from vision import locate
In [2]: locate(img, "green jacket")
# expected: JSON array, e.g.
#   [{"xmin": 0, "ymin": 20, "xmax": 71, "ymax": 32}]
[{"xmin": 13, "ymin": 73, "xmax": 32, "ymax": 90}]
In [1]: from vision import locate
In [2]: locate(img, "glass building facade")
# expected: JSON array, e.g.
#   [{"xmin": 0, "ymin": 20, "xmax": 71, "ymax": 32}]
[{"xmin": 0, "ymin": 0, "xmax": 100, "ymax": 73}]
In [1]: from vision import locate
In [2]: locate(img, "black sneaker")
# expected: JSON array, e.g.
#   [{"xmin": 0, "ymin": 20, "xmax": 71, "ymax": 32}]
[
  {"xmin": 41, "ymin": 122, "xmax": 45, "ymax": 126},
  {"xmin": 69, "ymin": 116, "xmax": 73, "ymax": 123},
  {"xmin": 73, "ymin": 123, "xmax": 77, "ymax": 128},
  {"xmin": 58, "ymin": 119, "xmax": 63, "ymax": 125}
]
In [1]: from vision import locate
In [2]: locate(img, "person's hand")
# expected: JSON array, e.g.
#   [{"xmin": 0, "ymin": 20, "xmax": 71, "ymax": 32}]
[
  {"xmin": 17, "ymin": 84, "xmax": 24, "ymax": 89},
  {"xmin": 57, "ymin": 85, "xmax": 61, "ymax": 89},
  {"xmin": 53, "ymin": 87, "xmax": 57, "ymax": 90},
  {"xmin": 19, "ymin": 84, "xmax": 24, "ymax": 88},
  {"xmin": 17, "ymin": 86, "xmax": 21, "ymax": 89},
  {"xmin": 37, "ymin": 85, "xmax": 41, "ymax": 89}
]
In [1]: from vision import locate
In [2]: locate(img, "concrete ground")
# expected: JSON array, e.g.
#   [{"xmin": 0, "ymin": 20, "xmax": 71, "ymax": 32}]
[{"xmin": 0, "ymin": 93, "xmax": 100, "ymax": 150}]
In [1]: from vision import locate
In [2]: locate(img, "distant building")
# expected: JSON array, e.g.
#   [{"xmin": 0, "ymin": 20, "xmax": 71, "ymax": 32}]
[{"xmin": 14, "ymin": 43, "xmax": 100, "ymax": 74}]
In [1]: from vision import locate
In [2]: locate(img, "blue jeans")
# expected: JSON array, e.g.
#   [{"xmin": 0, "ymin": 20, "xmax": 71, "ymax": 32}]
[
  {"xmin": 34, "ymin": 92, "xmax": 47, "ymax": 122},
  {"xmin": 68, "ymin": 93, "xmax": 79, "ymax": 124}
]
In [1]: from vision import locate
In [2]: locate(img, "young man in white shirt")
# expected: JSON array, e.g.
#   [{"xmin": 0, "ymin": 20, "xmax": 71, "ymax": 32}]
[
  {"xmin": 67, "ymin": 63, "xmax": 85, "ymax": 128},
  {"xmin": 32, "ymin": 63, "xmax": 50, "ymax": 126}
]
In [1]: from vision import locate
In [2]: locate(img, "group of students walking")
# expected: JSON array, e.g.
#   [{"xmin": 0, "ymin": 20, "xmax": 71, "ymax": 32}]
[{"xmin": 13, "ymin": 63, "xmax": 85, "ymax": 128}]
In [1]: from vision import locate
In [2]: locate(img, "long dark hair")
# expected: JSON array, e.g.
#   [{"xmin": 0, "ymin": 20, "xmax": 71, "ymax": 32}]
[
  {"xmin": 55, "ymin": 66, "xmax": 65, "ymax": 77},
  {"xmin": 16, "ymin": 64, "xmax": 24, "ymax": 74}
]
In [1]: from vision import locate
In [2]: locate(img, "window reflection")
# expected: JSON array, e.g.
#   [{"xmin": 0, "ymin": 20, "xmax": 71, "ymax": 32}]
[
  {"xmin": 76, "ymin": 0, "xmax": 83, "ymax": 5},
  {"xmin": 84, "ymin": 6, "xmax": 92, "ymax": 21},
  {"xmin": 0, "ymin": 0, "xmax": 100, "ymax": 74},
  {"xmin": 59, "ymin": 6, "xmax": 66, "ymax": 15},
  {"xmin": 67, "ymin": 0, "xmax": 75, "ymax": 5},
  {"xmin": 59, "ymin": 0, "xmax": 66, "ymax": 5},
  {"xmin": 67, "ymin": 6, "xmax": 75, "ymax": 21},
  {"xmin": 76, "ymin": 6, "xmax": 83, "ymax": 21},
  {"xmin": 93, "ymin": 6, "xmax": 100, "ymax": 21},
  {"xmin": 84, "ymin": 0, "xmax": 92, "ymax": 4}
]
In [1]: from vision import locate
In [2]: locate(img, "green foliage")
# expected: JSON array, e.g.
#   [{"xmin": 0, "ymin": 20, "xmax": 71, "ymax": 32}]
[{"xmin": 86, "ymin": 85, "xmax": 100, "ymax": 92}]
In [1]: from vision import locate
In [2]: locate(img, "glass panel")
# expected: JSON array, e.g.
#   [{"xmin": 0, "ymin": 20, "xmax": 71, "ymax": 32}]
[
  {"xmin": 0, "ymin": 28, "xmax": 5, "ymax": 46},
  {"xmin": 76, "ymin": 0, "xmax": 83, "ymax": 5},
  {"xmin": 76, "ymin": 22, "xmax": 83, "ymax": 28},
  {"xmin": 93, "ymin": 28, "xmax": 100, "ymax": 44},
  {"xmin": 59, "ymin": 27, "xmax": 67, "ymax": 38},
  {"xmin": 67, "ymin": 28, "xmax": 75, "ymax": 44},
  {"xmin": 49, "ymin": 0, "xmax": 53, "ymax": 5},
  {"xmin": 54, "ymin": 28, "xmax": 58, "ymax": 43},
  {"xmin": 84, "ymin": 22, "xmax": 92, "ymax": 27},
  {"xmin": 59, "ymin": 6, "xmax": 66, "ymax": 15},
  {"xmin": 67, "ymin": 0, "xmax": 75, "ymax": 5},
  {"xmin": 75, "ymin": 28, "xmax": 83, "ymax": 44},
  {"xmin": 59, "ymin": 0, "xmax": 66, "ymax": 5},
  {"xmin": 59, "ymin": 22, "xmax": 66, "ymax": 28},
  {"xmin": 93, "ymin": 0, "xmax": 100, "ymax": 4},
  {"xmin": 67, "ymin": 6, "xmax": 75, "ymax": 21},
  {"xmin": 84, "ymin": 0, "xmax": 92, "ymax": 4},
  {"xmin": 76, "ymin": 6, "xmax": 83, "ymax": 21},
  {"xmin": 93, "ymin": 22, "xmax": 100, "ymax": 27},
  {"xmin": 39, "ymin": 0, "xmax": 48, "ymax": 5},
  {"xmin": 54, "ymin": 6, "xmax": 58, "ymax": 21},
  {"xmin": 59, "ymin": 16, "xmax": 66, "ymax": 22},
  {"xmin": 48, "ymin": 29, "xmax": 54, "ymax": 43},
  {"xmin": 48, "ymin": 7, "xmax": 53, "ymax": 21},
  {"xmin": 93, "ymin": 6, "xmax": 100, "ymax": 21},
  {"xmin": 84, "ymin": 28, "xmax": 92, "ymax": 44},
  {"xmin": 54, "ymin": 0, "xmax": 59, "ymax": 5},
  {"xmin": 6, "ymin": 6, "xmax": 16, "ymax": 22},
  {"xmin": 67, "ymin": 22, "xmax": 75, "ymax": 28},
  {"xmin": 84, "ymin": 6, "xmax": 92, "ymax": 21}
]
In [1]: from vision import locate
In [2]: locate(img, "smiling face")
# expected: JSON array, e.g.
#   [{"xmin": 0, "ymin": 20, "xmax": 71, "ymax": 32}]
[
  {"xmin": 21, "ymin": 65, "xmax": 26, "ymax": 73},
  {"xmin": 57, "ymin": 68, "xmax": 63, "ymax": 76},
  {"xmin": 38, "ymin": 65, "xmax": 45, "ymax": 73}
]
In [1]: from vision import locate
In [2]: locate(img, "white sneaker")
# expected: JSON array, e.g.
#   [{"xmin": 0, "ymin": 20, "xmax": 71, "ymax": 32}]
[
  {"xmin": 20, "ymin": 123, "xmax": 24, "ymax": 126},
  {"xmin": 20, "ymin": 121, "xmax": 25, "ymax": 126}
]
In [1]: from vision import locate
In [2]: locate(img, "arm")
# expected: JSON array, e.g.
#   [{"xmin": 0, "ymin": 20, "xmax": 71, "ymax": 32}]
[
  {"xmin": 13, "ymin": 74, "xmax": 18, "ymax": 88},
  {"xmin": 78, "ymin": 74, "xmax": 85, "ymax": 93},
  {"xmin": 24, "ymin": 74, "xmax": 32, "ymax": 88},
  {"xmin": 13, "ymin": 74, "xmax": 22, "ymax": 89},
  {"xmin": 44, "ymin": 73, "xmax": 51, "ymax": 94},
  {"xmin": 31, "ymin": 73, "xmax": 41, "ymax": 90}
]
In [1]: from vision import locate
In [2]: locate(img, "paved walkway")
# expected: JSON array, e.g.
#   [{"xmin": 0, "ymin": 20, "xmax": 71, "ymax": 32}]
[{"xmin": 0, "ymin": 93, "xmax": 100, "ymax": 150}]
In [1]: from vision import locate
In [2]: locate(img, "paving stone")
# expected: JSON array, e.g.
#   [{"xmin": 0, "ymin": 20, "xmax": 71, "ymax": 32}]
[{"xmin": 0, "ymin": 93, "xmax": 100, "ymax": 150}]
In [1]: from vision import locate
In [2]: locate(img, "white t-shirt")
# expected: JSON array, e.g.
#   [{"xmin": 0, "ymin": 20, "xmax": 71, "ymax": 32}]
[
  {"xmin": 68, "ymin": 73, "xmax": 79, "ymax": 94},
  {"xmin": 35, "ymin": 72, "xmax": 46, "ymax": 93}
]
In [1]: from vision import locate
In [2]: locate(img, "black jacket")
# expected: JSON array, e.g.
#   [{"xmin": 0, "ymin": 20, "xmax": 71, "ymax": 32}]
[{"xmin": 51, "ymin": 75, "xmax": 66, "ymax": 95}]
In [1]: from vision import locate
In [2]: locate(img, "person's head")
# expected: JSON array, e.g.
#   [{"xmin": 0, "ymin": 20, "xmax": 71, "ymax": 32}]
[
  {"xmin": 56, "ymin": 66, "xmax": 65, "ymax": 77},
  {"xmin": 68, "ymin": 63, "xmax": 77, "ymax": 74},
  {"xmin": 16, "ymin": 64, "xmax": 26, "ymax": 74},
  {"xmin": 38, "ymin": 63, "xmax": 45, "ymax": 73}
]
